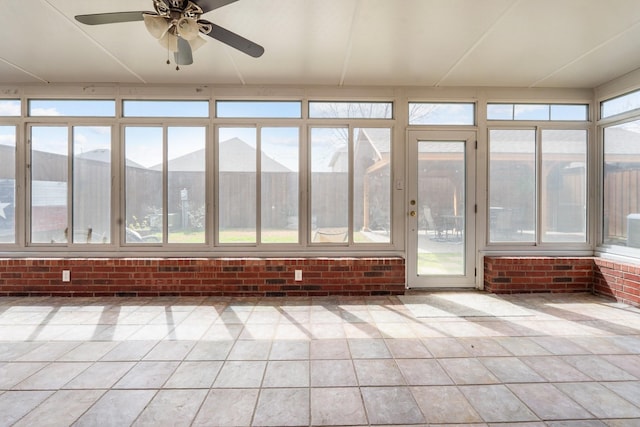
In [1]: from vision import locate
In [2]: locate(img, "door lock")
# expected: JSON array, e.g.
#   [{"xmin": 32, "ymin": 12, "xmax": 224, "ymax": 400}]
[{"xmin": 410, "ymin": 211, "xmax": 416, "ymax": 217}]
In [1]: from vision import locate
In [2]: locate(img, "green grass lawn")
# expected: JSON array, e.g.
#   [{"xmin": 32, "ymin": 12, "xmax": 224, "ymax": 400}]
[
  {"xmin": 418, "ymin": 252, "xmax": 464, "ymax": 275},
  {"xmin": 160, "ymin": 229, "xmax": 384, "ymax": 244}
]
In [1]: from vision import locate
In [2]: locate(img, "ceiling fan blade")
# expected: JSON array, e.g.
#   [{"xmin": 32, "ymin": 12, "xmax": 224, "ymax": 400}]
[
  {"xmin": 75, "ymin": 11, "xmax": 146, "ymax": 25},
  {"xmin": 195, "ymin": 0, "xmax": 239, "ymax": 14},
  {"xmin": 203, "ymin": 22, "xmax": 264, "ymax": 58},
  {"xmin": 175, "ymin": 37, "xmax": 194, "ymax": 65}
]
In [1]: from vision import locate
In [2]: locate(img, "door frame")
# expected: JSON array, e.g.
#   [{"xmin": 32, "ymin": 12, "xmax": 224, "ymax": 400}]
[{"xmin": 406, "ymin": 130, "xmax": 476, "ymax": 288}]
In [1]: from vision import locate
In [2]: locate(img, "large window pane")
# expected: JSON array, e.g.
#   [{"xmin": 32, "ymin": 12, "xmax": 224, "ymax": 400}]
[
  {"xmin": 602, "ymin": 90, "xmax": 640, "ymax": 118},
  {"xmin": 0, "ymin": 126, "xmax": 16, "ymax": 243},
  {"xmin": 123, "ymin": 100, "xmax": 208, "ymax": 117},
  {"xmin": 488, "ymin": 103, "xmax": 588, "ymax": 121},
  {"xmin": 31, "ymin": 126, "xmax": 68, "ymax": 243},
  {"xmin": 168, "ymin": 127, "xmax": 206, "ymax": 244},
  {"xmin": 489, "ymin": 129, "xmax": 536, "ymax": 242},
  {"xmin": 29, "ymin": 100, "xmax": 115, "ymax": 117},
  {"xmin": 409, "ymin": 103, "xmax": 475, "ymax": 125},
  {"xmin": 354, "ymin": 128, "xmax": 391, "ymax": 243},
  {"xmin": 550, "ymin": 104, "xmax": 588, "ymax": 121},
  {"xmin": 311, "ymin": 128, "xmax": 348, "ymax": 243},
  {"xmin": 219, "ymin": 128, "xmax": 257, "ymax": 243},
  {"xmin": 310, "ymin": 102, "xmax": 392, "ymax": 119},
  {"xmin": 604, "ymin": 120, "xmax": 640, "ymax": 247},
  {"xmin": 541, "ymin": 130, "xmax": 587, "ymax": 242},
  {"xmin": 0, "ymin": 100, "xmax": 20, "ymax": 116},
  {"xmin": 514, "ymin": 104, "xmax": 549, "ymax": 120},
  {"xmin": 73, "ymin": 127, "xmax": 111, "ymax": 244},
  {"xmin": 125, "ymin": 127, "xmax": 163, "ymax": 243},
  {"xmin": 261, "ymin": 127, "xmax": 299, "ymax": 244},
  {"xmin": 217, "ymin": 101, "xmax": 301, "ymax": 118}
]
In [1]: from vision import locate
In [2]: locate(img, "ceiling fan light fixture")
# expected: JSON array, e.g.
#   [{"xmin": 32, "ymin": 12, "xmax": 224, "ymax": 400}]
[
  {"xmin": 143, "ymin": 13, "xmax": 169, "ymax": 39},
  {"xmin": 188, "ymin": 35, "xmax": 206, "ymax": 51},
  {"xmin": 158, "ymin": 31, "xmax": 179, "ymax": 52},
  {"xmin": 176, "ymin": 17, "xmax": 200, "ymax": 40}
]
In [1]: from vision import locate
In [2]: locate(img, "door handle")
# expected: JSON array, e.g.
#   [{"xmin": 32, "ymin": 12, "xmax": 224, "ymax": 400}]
[{"xmin": 410, "ymin": 211, "xmax": 416, "ymax": 217}]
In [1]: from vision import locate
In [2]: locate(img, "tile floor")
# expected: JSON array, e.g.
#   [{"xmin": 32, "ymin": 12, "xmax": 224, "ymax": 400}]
[{"xmin": 1, "ymin": 292, "xmax": 640, "ymax": 426}]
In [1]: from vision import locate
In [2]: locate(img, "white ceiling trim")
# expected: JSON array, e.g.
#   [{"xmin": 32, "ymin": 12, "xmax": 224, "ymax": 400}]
[
  {"xmin": 435, "ymin": 0, "xmax": 521, "ymax": 87},
  {"xmin": 0, "ymin": 57, "xmax": 48, "ymax": 84},
  {"xmin": 530, "ymin": 17, "xmax": 640, "ymax": 88},
  {"xmin": 339, "ymin": 0, "xmax": 362, "ymax": 87},
  {"xmin": 41, "ymin": 0, "xmax": 148, "ymax": 84}
]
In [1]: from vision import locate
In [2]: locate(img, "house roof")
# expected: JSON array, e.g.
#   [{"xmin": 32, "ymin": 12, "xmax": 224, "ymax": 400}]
[{"xmin": 150, "ymin": 137, "xmax": 291, "ymax": 172}]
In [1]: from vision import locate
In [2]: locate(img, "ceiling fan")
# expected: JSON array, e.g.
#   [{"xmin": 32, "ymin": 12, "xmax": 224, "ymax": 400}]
[{"xmin": 75, "ymin": 0, "xmax": 264, "ymax": 67}]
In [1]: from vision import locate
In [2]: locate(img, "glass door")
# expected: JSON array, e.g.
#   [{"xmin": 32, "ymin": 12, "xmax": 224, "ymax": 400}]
[{"xmin": 407, "ymin": 130, "xmax": 476, "ymax": 288}]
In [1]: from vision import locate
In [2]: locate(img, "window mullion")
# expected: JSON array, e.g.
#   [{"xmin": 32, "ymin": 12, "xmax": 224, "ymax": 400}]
[
  {"xmin": 256, "ymin": 125, "xmax": 262, "ymax": 245},
  {"xmin": 163, "ymin": 125, "xmax": 169, "ymax": 245},
  {"xmin": 67, "ymin": 125, "xmax": 74, "ymax": 245},
  {"xmin": 535, "ymin": 126, "xmax": 542, "ymax": 246},
  {"xmin": 348, "ymin": 125, "xmax": 354, "ymax": 245}
]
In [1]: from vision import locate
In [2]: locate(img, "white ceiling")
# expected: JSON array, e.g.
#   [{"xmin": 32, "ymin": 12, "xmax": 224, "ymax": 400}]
[{"xmin": 2, "ymin": 0, "xmax": 640, "ymax": 88}]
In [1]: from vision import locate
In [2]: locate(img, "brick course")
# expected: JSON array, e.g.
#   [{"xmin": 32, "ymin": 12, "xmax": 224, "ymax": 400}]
[
  {"xmin": 485, "ymin": 256, "xmax": 640, "ymax": 308},
  {"xmin": 0, "ymin": 258, "xmax": 405, "ymax": 297}
]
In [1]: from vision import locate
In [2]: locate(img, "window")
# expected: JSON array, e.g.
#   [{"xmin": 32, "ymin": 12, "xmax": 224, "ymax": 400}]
[
  {"xmin": 218, "ymin": 128, "xmax": 257, "ymax": 244},
  {"xmin": 123, "ymin": 100, "xmax": 209, "ymax": 117},
  {"xmin": 0, "ymin": 100, "xmax": 20, "ymax": 116},
  {"xmin": 216, "ymin": 101, "xmax": 301, "ymax": 118},
  {"xmin": 29, "ymin": 100, "xmax": 115, "ymax": 117},
  {"xmin": 310, "ymin": 127, "xmax": 392, "ymax": 244},
  {"xmin": 354, "ymin": 128, "xmax": 391, "ymax": 243},
  {"xmin": 309, "ymin": 102, "xmax": 393, "ymax": 119},
  {"xmin": 603, "ymin": 120, "xmax": 640, "ymax": 247},
  {"xmin": 217, "ymin": 127, "xmax": 301, "ymax": 245},
  {"xmin": 601, "ymin": 89, "xmax": 640, "ymax": 119},
  {"xmin": 261, "ymin": 127, "xmax": 300, "ymax": 244},
  {"xmin": 489, "ymin": 128, "xmax": 587, "ymax": 243},
  {"xmin": 125, "ymin": 127, "xmax": 162, "ymax": 244},
  {"xmin": 540, "ymin": 130, "xmax": 587, "ymax": 243},
  {"xmin": 73, "ymin": 126, "xmax": 112, "ymax": 244},
  {"xmin": 488, "ymin": 103, "xmax": 588, "ymax": 121},
  {"xmin": 409, "ymin": 103, "xmax": 475, "ymax": 125},
  {"xmin": 311, "ymin": 128, "xmax": 348, "ymax": 243},
  {"xmin": 30, "ymin": 125, "xmax": 113, "ymax": 244},
  {"xmin": 30, "ymin": 126, "xmax": 69, "ymax": 244},
  {"xmin": 489, "ymin": 129, "xmax": 536, "ymax": 243},
  {"xmin": 0, "ymin": 126, "xmax": 16, "ymax": 243},
  {"xmin": 125, "ymin": 126, "xmax": 206, "ymax": 244},
  {"xmin": 168, "ymin": 127, "xmax": 206, "ymax": 244}
]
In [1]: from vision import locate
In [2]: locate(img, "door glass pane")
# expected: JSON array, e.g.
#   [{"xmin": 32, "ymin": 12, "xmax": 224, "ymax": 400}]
[
  {"xmin": 219, "ymin": 128, "xmax": 257, "ymax": 243},
  {"xmin": 168, "ymin": 127, "xmax": 206, "ymax": 244},
  {"xmin": 311, "ymin": 128, "xmax": 348, "ymax": 243},
  {"xmin": 261, "ymin": 127, "xmax": 299, "ymax": 244},
  {"xmin": 31, "ymin": 127, "xmax": 68, "ymax": 243},
  {"xmin": 354, "ymin": 128, "xmax": 391, "ymax": 243},
  {"xmin": 541, "ymin": 130, "xmax": 587, "ymax": 242},
  {"xmin": 0, "ymin": 126, "xmax": 16, "ymax": 243},
  {"xmin": 489, "ymin": 130, "xmax": 536, "ymax": 242},
  {"xmin": 125, "ymin": 127, "xmax": 163, "ymax": 243},
  {"xmin": 417, "ymin": 141, "xmax": 465, "ymax": 275},
  {"xmin": 73, "ymin": 126, "xmax": 111, "ymax": 244}
]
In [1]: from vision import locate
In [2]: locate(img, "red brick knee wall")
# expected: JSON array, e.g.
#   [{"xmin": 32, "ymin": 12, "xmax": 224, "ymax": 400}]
[
  {"xmin": 0, "ymin": 258, "xmax": 405, "ymax": 297},
  {"xmin": 484, "ymin": 256, "xmax": 640, "ymax": 308},
  {"xmin": 594, "ymin": 258, "xmax": 640, "ymax": 307},
  {"xmin": 484, "ymin": 257, "xmax": 594, "ymax": 294}
]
